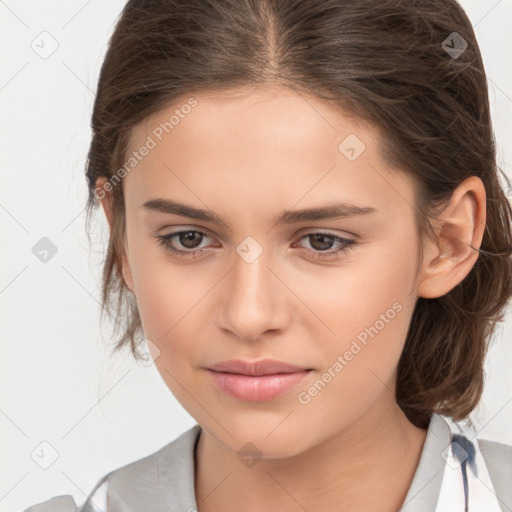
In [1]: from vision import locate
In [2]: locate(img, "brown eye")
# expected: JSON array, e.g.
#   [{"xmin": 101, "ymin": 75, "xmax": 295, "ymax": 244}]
[
  {"xmin": 178, "ymin": 231, "xmax": 204, "ymax": 249},
  {"xmin": 295, "ymin": 232, "xmax": 356, "ymax": 259},
  {"xmin": 156, "ymin": 229, "xmax": 212, "ymax": 258},
  {"xmin": 307, "ymin": 233, "xmax": 336, "ymax": 251}
]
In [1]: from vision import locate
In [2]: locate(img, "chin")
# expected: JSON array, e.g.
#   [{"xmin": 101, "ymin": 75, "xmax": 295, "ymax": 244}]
[{"xmin": 206, "ymin": 415, "xmax": 312, "ymax": 460}]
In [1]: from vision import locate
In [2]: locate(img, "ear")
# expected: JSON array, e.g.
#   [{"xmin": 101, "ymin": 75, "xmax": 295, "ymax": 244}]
[
  {"xmin": 95, "ymin": 177, "xmax": 135, "ymax": 294},
  {"xmin": 417, "ymin": 176, "xmax": 486, "ymax": 299}
]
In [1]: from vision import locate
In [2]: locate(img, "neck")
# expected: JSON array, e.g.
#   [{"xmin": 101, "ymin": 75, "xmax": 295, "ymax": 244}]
[{"xmin": 194, "ymin": 395, "xmax": 428, "ymax": 512}]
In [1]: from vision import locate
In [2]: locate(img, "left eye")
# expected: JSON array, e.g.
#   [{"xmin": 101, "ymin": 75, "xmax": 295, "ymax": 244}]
[
  {"xmin": 295, "ymin": 232, "xmax": 356, "ymax": 258},
  {"xmin": 156, "ymin": 230, "xmax": 356, "ymax": 259}
]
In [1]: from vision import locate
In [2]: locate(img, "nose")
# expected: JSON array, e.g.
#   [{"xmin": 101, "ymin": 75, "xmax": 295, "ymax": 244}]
[{"xmin": 215, "ymin": 245, "xmax": 290, "ymax": 343}]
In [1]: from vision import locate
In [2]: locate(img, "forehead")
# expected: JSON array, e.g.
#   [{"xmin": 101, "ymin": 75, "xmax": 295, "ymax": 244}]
[
  {"xmin": 129, "ymin": 85, "xmax": 379, "ymax": 156},
  {"xmin": 123, "ymin": 86, "xmax": 415, "ymax": 220}
]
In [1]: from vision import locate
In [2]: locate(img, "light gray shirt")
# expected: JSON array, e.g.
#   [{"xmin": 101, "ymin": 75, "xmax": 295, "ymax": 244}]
[{"xmin": 24, "ymin": 413, "xmax": 512, "ymax": 512}]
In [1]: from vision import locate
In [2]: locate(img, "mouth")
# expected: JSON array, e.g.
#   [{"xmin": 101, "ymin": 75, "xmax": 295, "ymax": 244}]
[
  {"xmin": 208, "ymin": 358, "xmax": 312, "ymax": 376},
  {"xmin": 205, "ymin": 359, "xmax": 314, "ymax": 402}
]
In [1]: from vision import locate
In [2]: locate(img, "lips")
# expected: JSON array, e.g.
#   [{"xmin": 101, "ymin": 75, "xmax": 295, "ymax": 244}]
[
  {"xmin": 208, "ymin": 358, "xmax": 311, "ymax": 376},
  {"xmin": 206, "ymin": 359, "xmax": 313, "ymax": 401}
]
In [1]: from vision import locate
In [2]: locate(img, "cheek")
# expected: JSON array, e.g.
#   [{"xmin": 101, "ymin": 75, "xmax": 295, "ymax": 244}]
[
  {"xmin": 133, "ymin": 260, "xmax": 206, "ymax": 408},
  {"xmin": 307, "ymin": 240, "xmax": 415, "ymax": 337},
  {"xmin": 303, "ymin": 240, "xmax": 417, "ymax": 396},
  {"xmin": 131, "ymin": 251, "xmax": 198, "ymax": 356}
]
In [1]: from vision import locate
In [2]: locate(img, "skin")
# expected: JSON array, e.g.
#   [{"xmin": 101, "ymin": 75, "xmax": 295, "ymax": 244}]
[{"xmin": 97, "ymin": 85, "xmax": 486, "ymax": 511}]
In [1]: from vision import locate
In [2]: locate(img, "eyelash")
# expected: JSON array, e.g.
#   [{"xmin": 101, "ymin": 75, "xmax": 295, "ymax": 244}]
[{"xmin": 156, "ymin": 229, "xmax": 357, "ymax": 260}]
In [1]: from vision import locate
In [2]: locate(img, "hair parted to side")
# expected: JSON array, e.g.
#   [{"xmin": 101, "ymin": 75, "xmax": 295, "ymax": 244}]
[{"xmin": 84, "ymin": 0, "xmax": 512, "ymax": 429}]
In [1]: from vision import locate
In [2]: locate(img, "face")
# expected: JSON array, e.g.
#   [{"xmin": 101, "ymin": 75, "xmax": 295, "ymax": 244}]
[{"xmin": 114, "ymin": 85, "xmax": 424, "ymax": 457}]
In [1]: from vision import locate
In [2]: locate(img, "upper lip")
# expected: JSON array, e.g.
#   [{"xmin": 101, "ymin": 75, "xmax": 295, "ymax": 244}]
[{"xmin": 207, "ymin": 359, "xmax": 311, "ymax": 376}]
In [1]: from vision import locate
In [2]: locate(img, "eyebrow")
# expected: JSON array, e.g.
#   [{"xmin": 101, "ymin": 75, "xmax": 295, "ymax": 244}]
[{"xmin": 141, "ymin": 198, "xmax": 378, "ymax": 229}]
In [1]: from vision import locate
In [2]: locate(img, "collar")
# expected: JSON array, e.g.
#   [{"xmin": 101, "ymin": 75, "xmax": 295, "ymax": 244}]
[{"xmin": 156, "ymin": 413, "xmax": 452, "ymax": 512}]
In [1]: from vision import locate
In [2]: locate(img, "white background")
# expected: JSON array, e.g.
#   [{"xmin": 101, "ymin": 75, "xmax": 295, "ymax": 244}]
[{"xmin": 1, "ymin": 1, "xmax": 511, "ymax": 510}]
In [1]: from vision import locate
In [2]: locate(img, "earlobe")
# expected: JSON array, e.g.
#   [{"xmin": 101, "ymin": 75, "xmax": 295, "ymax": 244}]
[{"xmin": 417, "ymin": 177, "xmax": 486, "ymax": 299}]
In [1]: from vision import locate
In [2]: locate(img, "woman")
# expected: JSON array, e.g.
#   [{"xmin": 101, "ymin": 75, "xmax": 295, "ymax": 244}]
[{"xmin": 25, "ymin": 0, "xmax": 512, "ymax": 510}]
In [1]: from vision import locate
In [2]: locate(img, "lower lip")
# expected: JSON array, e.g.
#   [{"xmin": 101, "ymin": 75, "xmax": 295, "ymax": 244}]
[{"xmin": 206, "ymin": 369, "xmax": 311, "ymax": 402}]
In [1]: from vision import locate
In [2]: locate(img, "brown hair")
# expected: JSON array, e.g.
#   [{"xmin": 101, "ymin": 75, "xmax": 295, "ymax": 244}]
[{"xmin": 84, "ymin": 0, "xmax": 512, "ymax": 429}]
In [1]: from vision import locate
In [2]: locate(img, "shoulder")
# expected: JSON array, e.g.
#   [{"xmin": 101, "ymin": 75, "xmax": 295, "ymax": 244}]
[
  {"xmin": 106, "ymin": 423, "xmax": 201, "ymax": 491},
  {"xmin": 477, "ymin": 437, "xmax": 512, "ymax": 511},
  {"xmin": 478, "ymin": 437, "xmax": 512, "ymax": 469},
  {"xmin": 104, "ymin": 423, "xmax": 201, "ymax": 509},
  {"xmin": 22, "ymin": 424, "xmax": 202, "ymax": 512},
  {"xmin": 23, "ymin": 495, "xmax": 78, "ymax": 512}
]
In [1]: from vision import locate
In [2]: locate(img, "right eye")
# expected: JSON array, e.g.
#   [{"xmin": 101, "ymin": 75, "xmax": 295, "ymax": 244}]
[{"xmin": 156, "ymin": 229, "xmax": 214, "ymax": 258}]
